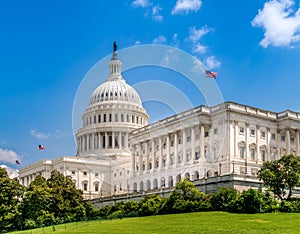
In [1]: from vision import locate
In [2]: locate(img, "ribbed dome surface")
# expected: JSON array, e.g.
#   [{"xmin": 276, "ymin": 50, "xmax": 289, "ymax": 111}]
[{"xmin": 89, "ymin": 79, "xmax": 142, "ymax": 106}]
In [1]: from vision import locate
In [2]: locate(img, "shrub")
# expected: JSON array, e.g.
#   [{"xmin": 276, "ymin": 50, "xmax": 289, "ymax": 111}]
[
  {"xmin": 233, "ymin": 189, "xmax": 264, "ymax": 213},
  {"xmin": 210, "ymin": 188, "xmax": 239, "ymax": 212},
  {"xmin": 279, "ymin": 199, "xmax": 300, "ymax": 213},
  {"xmin": 139, "ymin": 194, "xmax": 164, "ymax": 216}
]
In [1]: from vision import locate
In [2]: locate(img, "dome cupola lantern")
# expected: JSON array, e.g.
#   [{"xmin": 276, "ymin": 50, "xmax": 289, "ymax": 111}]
[{"xmin": 76, "ymin": 41, "xmax": 149, "ymax": 159}]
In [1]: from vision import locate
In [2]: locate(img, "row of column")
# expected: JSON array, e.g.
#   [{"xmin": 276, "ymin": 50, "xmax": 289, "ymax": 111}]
[
  {"xmin": 233, "ymin": 121, "xmax": 300, "ymax": 160},
  {"xmin": 77, "ymin": 132, "xmax": 129, "ymax": 152},
  {"xmin": 132, "ymin": 125, "xmax": 206, "ymax": 174}
]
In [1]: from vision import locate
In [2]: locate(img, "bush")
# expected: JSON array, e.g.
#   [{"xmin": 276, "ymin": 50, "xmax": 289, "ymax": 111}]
[
  {"xmin": 233, "ymin": 189, "xmax": 264, "ymax": 213},
  {"xmin": 261, "ymin": 192, "xmax": 279, "ymax": 213},
  {"xmin": 139, "ymin": 194, "xmax": 164, "ymax": 216},
  {"xmin": 210, "ymin": 188, "xmax": 239, "ymax": 212},
  {"xmin": 279, "ymin": 199, "xmax": 300, "ymax": 213},
  {"xmin": 24, "ymin": 219, "xmax": 37, "ymax": 229}
]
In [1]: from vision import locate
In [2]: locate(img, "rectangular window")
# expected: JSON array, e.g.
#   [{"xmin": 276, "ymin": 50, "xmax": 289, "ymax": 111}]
[
  {"xmin": 83, "ymin": 183, "xmax": 88, "ymax": 191},
  {"xmin": 261, "ymin": 131, "xmax": 266, "ymax": 138},
  {"xmin": 239, "ymin": 127, "xmax": 245, "ymax": 134},
  {"xmin": 195, "ymin": 152, "xmax": 200, "ymax": 160},
  {"xmin": 205, "ymin": 131, "xmax": 209, "ymax": 137},
  {"xmin": 214, "ymin": 128, "xmax": 218, "ymax": 135},
  {"xmin": 291, "ymin": 138, "xmax": 295, "ymax": 144},
  {"xmin": 261, "ymin": 150, "xmax": 266, "ymax": 162},
  {"xmin": 72, "ymin": 170, "xmax": 75, "ymax": 175},
  {"xmin": 83, "ymin": 171, "xmax": 87, "ymax": 176},
  {"xmin": 98, "ymin": 114, "xmax": 101, "ymax": 123},
  {"xmin": 271, "ymin": 133, "xmax": 276, "ymax": 140},
  {"xmin": 115, "ymin": 114, "xmax": 118, "ymax": 122},
  {"xmin": 250, "ymin": 148, "xmax": 255, "ymax": 160},
  {"xmin": 281, "ymin": 136, "xmax": 285, "ymax": 142},
  {"xmin": 95, "ymin": 184, "xmax": 99, "ymax": 192},
  {"xmin": 187, "ymin": 136, "xmax": 191, "ymax": 142},
  {"xmin": 250, "ymin": 129, "xmax": 255, "ymax": 136},
  {"xmin": 109, "ymin": 114, "xmax": 112, "ymax": 122},
  {"xmin": 103, "ymin": 114, "xmax": 106, "ymax": 122},
  {"xmin": 121, "ymin": 114, "xmax": 124, "ymax": 122},
  {"xmin": 95, "ymin": 172, "xmax": 99, "ymax": 177},
  {"xmin": 239, "ymin": 147, "xmax": 244, "ymax": 159}
]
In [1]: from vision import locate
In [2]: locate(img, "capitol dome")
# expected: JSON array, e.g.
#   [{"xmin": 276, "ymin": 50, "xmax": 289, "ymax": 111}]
[
  {"xmin": 76, "ymin": 49, "xmax": 149, "ymax": 159},
  {"xmin": 89, "ymin": 79, "xmax": 142, "ymax": 106},
  {"xmin": 88, "ymin": 52, "xmax": 142, "ymax": 107}
]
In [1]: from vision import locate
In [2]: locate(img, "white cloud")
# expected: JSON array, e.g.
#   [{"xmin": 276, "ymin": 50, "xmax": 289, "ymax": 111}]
[
  {"xmin": 192, "ymin": 43, "xmax": 207, "ymax": 54},
  {"xmin": 252, "ymin": 0, "xmax": 300, "ymax": 48},
  {"xmin": 152, "ymin": 5, "xmax": 163, "ymax": 21},
  {"xmin": 132, "ymin": 0, "xmax": 163, "ymax": 22},
  {"xmin": 189, "ymin": 26, "xmax": 211, "ymax": 43},
  {"xmin": 132, "ymin": 0, "xmax": 149, "ymax": 8},
  {"xmin": 0, "ymin": 148, "xmax": 22, "ymax": 164},
  {"xmin": 205, "ymin": 56, "xmax": 221, "ymax": 69},
  {"xmin": 135, "ymin": 40, "xmax": 141, "ymax": 45},
  {"xmin": 30, "ymin": 129, "xmax": 49, "ymax": 139},
  {"xmin": 153, "ymin": 35, "xmax": 167, "ymax": 44},
  {"xmin": 188, "ymin": 26, "xmax": 211, "ymax": 54},
  {"xmin": 172, "ymin": 0, "xmax": 202, "ymax": 15},
  {"xmin": 0, "ymin": 165, "xmax": 19, "ymax": 179},
  {"xmin": 171, "ymin": 33, "xmax": 180, "ymax": 47}
]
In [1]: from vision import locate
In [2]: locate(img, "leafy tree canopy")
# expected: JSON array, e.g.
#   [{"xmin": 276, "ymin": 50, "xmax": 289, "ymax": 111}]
[{"xmin": 258, "ymin": 154, "xmax": 300, "ymax": 200}]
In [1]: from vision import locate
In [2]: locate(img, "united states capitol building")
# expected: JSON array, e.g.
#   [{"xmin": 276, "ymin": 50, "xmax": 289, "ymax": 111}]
[{"xmin": 19, "ymin": 50, "xmax": 300, "ymax": 199}]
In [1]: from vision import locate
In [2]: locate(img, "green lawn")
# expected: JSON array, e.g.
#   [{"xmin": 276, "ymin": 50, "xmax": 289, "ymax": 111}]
[{"xmin": 10, "ymin": 212, "xmax": 300, "ymax": 234}]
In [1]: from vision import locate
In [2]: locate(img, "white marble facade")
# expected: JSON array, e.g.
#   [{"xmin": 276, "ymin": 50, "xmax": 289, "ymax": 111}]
[{"xmin": 19, "ymin": 52, "xmax": 300, "ymax": 198}]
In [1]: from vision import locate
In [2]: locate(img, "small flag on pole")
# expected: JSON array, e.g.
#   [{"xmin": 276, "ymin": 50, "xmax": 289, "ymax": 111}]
[
  {"xmin": 38, "ymin": 145, "xmax": 46, "ymax": 150},
  {"xmin": 16, "ymin": 160, "xmax": 21, "ymax": 164},
  {"xmin": 205, "ymin": 70, "xmax": 217, "ymax": 79}
]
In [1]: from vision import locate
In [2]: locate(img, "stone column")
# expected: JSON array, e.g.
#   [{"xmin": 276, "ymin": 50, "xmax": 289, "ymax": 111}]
[
  {"xmin": 151, "ymin": 140, "xmax": 155, "ymax": 171},
  {"xmin": 99, "ymin": 133, "xmax": 102, "ymax": 149},
  {"xmin": 145, "ymin": 142, "xmax": 149, "ymax": 172},
  {"xmin": 112, "ymin": 132, "xmax": 115, "ymax": 149},
  {"xmin": 200, "ymin": 125, "xmax": 205, "ymax": 158},
  {"xmin": 125, "ymin": 133, "xmax": 129, "ymax": 149},
  {"xmin": 92, "ymin": 133, "xmax": 95, "ymax": 150},
  {"xmin": 256, "ymin": 125, "xmax": 260, "ymax": 161},
  {"xmin": 182, "ymin": 129, "xmax": 186, "ymax": 164},
  {"xmin": 266, "ymin": 128, "xmax": 270, "ymax": 161},
  {"xmin": 286, "ymin": 128, "xmax": 291, "ymax": 155},
  {"xmin": 132, "ymin": 145, "xmax": 136, "ymax": 175},
  {"xmin": 87, "ymin": 134, "xmax": 90, "ymax": 151},
  {"xmin": 174, "ymin": 132, "xmax": 178, "ymax": 166},
  {"xmin": 234, "ymin": 121, "xmax": 239, "ymax": 158},
  {"xmin": 119, "ymin": 132, "xmax": 122, "ymax": 149},
  {"xmin": 296, "ymin": 130, "xmax": 299, "ymax": 156},
  {"xmin": 191, "ymin": 127, "xmax": 195, "ymax": 160},
  {"xmin": 166, "ymin": 134, "xmax": 170, "ymax": 168},
  {"xmin": 139, "ymin": 144, "xmax": 143, "ymax": 175},
  {"xmin": 105, "ymin": 132, "xmax": 108, "ymax": 149},
  {"xmin": 159, "ymin": 137, "xmax": 163, "ymax": 169}
]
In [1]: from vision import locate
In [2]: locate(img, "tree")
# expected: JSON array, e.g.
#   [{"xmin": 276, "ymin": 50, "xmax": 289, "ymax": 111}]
[
  {"xmin": 21, "ymin": 175, "xmax": 54, "ymax": 226},
  {"xmin": 0, "ymin": 167, "xmax": 24, "ymax": 232},
  {"xmin": 46, "ymin": 170, "xmax": 85, "ymax": 221},
  {"xmin": 161, "ymin": 179, "xmax": 208, "ymax": 213},
  {"xmin": 258, "ymin": 154, "xmax": 300, "ymax": 200},
  {"xmin": 139, "ymin": 194, "xmax": 163, "ymax": 216},
  {"xmin": 210, "ymin": 188, "xmax": 239, "ymax": 212}
]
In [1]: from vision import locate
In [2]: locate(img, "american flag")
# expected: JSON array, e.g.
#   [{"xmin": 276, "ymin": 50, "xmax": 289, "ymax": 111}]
[
  {"xmin": 16, "ymin": 160, "xmax": 21, "ymax": 164},
  {"xmin": 205, "ymin": 70, "xmax": 217, "ymax": 79},
  {"xmin": 38, "ymin": 145, "xmax": 46, "ymax": 150}
]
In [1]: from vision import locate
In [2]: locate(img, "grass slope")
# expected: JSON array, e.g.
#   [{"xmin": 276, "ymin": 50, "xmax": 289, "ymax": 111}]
[{"xmin": 10, "ymin": 212, "xmax": 300, "ymax": 234}]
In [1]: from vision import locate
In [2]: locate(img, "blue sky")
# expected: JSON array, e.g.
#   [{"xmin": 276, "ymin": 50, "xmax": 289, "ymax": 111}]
[{"xmin": 1, "ymin": 0, "xmax": 300, "ymax": 171}]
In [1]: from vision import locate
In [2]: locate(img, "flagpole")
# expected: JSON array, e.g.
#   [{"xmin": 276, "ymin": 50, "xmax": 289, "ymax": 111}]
[{"xmin": 38, "ymin": 149, "xmax": 40, "ymax": 161}]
